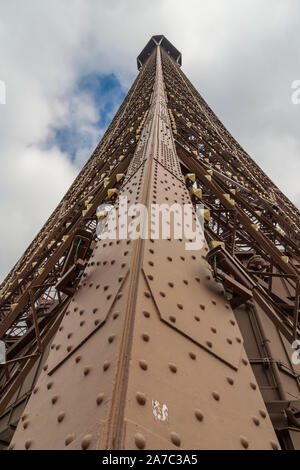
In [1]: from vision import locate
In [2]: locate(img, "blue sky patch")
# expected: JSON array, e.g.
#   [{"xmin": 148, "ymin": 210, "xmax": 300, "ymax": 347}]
[{"xmin": 44, "ymin": 72, "xmax": 127, "ymax": 165}]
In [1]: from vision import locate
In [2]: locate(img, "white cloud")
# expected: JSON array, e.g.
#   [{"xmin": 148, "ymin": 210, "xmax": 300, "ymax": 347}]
[
  {"xmin": 0, "ymin": 0, "xmax": 300, "ymax": 281},
  {"xmin": 0, "ymin": 144, "xmax": 77, "ymax": 279}
]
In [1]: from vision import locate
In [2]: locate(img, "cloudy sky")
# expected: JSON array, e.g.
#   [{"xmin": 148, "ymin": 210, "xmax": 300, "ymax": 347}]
[{"xmin": 0, "ymin": 0, "xmax": 299, "ymax": 281}]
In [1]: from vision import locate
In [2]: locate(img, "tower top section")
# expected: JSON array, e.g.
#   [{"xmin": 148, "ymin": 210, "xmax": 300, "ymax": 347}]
[{"xmin": 137, "ymin": 35, "xmax": 182, "ymax": 70}]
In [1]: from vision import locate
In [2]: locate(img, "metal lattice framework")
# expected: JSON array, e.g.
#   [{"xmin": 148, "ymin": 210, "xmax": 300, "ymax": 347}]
[{"xmin": 0, "ymin": 35, "xmax": 299, "ymax": 450}]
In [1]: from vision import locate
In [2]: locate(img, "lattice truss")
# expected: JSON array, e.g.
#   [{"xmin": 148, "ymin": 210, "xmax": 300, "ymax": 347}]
[
  {"xmin": 160, "ymin": 47, "xmax": 300, "ymax": 342},
  {"xmin": 0, "ymin": 51, "xmax": 156, "ymax": 409},
  {"xmin": 0, "ymin": 44, "xmax": 300, "ymax": 417}
]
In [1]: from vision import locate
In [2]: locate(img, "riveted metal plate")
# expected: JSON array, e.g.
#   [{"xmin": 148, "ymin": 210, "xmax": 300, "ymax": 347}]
[
  {"xmin": 155, "ymin": 107, "xmax": 183, "ymax": 181},
  {"xmin": 122, "ymin": 275, "xmax": 279, "ymax": 450},
  {"xmin": 45, "ymin": 166, "xmax": 150, "ymax": 372},
  {"xmin": 124, "ymin": 419, "xmax": 175, "ymax": 450},
  {"xmin": 46, "ymin": 239, "xmax": 130, "ymax": 373},
  {"xmin": 142, "ymin": 161, "xmax": 243, "ymax": 370},
  {"xmin": 10, "ymin": 288, "xmax": 129, "ymax": 450}
]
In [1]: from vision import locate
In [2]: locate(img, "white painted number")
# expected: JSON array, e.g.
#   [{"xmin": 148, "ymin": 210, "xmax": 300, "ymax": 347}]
[{"xmin": 152, "ymin": 400, "xmax": 168, "ymax": 422}]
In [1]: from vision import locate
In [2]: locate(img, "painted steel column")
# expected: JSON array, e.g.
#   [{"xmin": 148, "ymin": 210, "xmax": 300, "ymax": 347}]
[{"xmin": 9, "ymin": 46, "xmax": 280, "ymax": 450}]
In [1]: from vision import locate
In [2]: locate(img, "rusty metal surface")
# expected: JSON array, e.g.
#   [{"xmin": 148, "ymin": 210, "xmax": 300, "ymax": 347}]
[{"xmin": 1, "ymin": 36, "xmax": 299, "ymax": 449}]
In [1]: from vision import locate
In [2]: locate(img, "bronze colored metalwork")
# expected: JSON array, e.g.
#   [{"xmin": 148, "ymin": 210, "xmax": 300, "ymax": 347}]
[{"xmin": 0, "ymin": 35, "xmax": 299, "ymax": 450}]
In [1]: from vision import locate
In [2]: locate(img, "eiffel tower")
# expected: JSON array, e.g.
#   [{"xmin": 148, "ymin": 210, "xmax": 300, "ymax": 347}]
[{"xmin": 1, "ymin": 35, "xmax": 300, "ymax": 451}]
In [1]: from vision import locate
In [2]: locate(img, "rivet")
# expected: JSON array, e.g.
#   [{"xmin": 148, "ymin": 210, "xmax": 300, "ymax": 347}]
[
  {"xmin": 103, "ymin": 361, "xmax": 111, "ymax": 371},
  {"xmin": 108, "ymin": 335, "xmax": 115, "ymax": 344},
  {"xmin": 135, "ymin": 433, "xmax": 146, "ymax": 449},
  {"xmin": 33, "ymin": 387, "xmax": 39, "ymax": 394},
  {"xmin": 81, "ymin": 434, "xmax": 93, "ymax": 450},
  {"xmin": 96, "ymin": 393, "xmax": 105, "ymax": 406},
  {"xmin": 270, "ymin": 441, "xmax": 279, "ymax": 450},
  {"xmin": 206, "ymin": 341, "xmax": 213, "ymax": 349},
  {"xmin": 25, "ymin": 440, "xmax": 32, "ymax": 450},
  {"xmin": 21, "ymin": 414, "xmax": 28, "ymax": 422},
  {"xmin": 57, "ymin": 412, "xmax": 65, "ymax": 423},
  {"xmin": 212, "ymin": 392, "xmax": 220, "ymax": 401},
  {"xmin": 252, "ymin": 417, "xmax": 260, "ymax": 426},
  {"xmin": 65, "ymin": 434, "xmax": 76, "ymax": 446},
  {"xmin": 227, "ymin": 338, "xmax": 233, "ymax": 345},
  {"xmin": 194, "ymin": 409, "xmax": 204, "ymax": 422},
  {"xmin": 23, "ymin": 421, "xmax": 29, "ymax": 429},
  {"xmin": 143, "ymin": 311, "xmax": 150, "ymax": 318},
  {"xmin": 259, "ymin": 410, "xmax": 267, "ymax": 419},
  {"xmin": 240, "ymin": 436, "xmax": 249, "ymax": 449},
  {"xmin": 144, "ymin": 291, "xmax": 151, "ymax": 298},
  {"xmin": 168, "ymin": 363, "xmax": 177, "ymax": 373},
  {"xmin": 226, "ymin": 377, "xmax": 234, "ymax": 385},
  {"xmin": 93, "ymin": 308, "xmax": 98, "ymax": 314},
  {"xmin": 169, "ymin": 315, "xmax": 176, "ymax": 323},
  {"xmin": 67, "ymin": 345, "xmax": 73, "ymax": 352},
  {"xmin": 43, "ymin": 364, "xmax": 48, "ymax": 371},
  {"xmin": 177, "ymin": 304, "xmax": 183, "ymax": 310},
  {"xmin": 51, "ymin": 395, "xmax": 59, "ymax": 404},
  {"xmin": 139, "ymin": 360, "xmax": 148, "ymax": 371},
  {"xmin": 170, "ymin": 432, "xmax": 181, "ymax": 447},
  {"xmin": 136, "ymin": 392, "xmax": 147, "ymax": 406},
  {"xmin": 189, "ymin": 352, "xmax": 196, "ymax": 360},
  {"xmin": 142, "ymin": 334, "xmax": 150, "ymax": 342},
  {"xmin": 250, "ymin": 382, "xmax": 257, "ymax": 390},
  {"xmin": 47, "ymin": 382, "xmax": 53, "ymax": 390},
  {"xmin": 84, "ymin": 366, "xmax": 92, "ymax": 376},
  {"xmin": 75, "ymin": 355, "xmax": 82, "ymax": 363},
  {"xmin": 242, "ymin": 359, "xmax": 248, "ymax": 366},
  {"xmin": 200, "ymin": 305, "xmax": 205, "ymax": 310}
]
